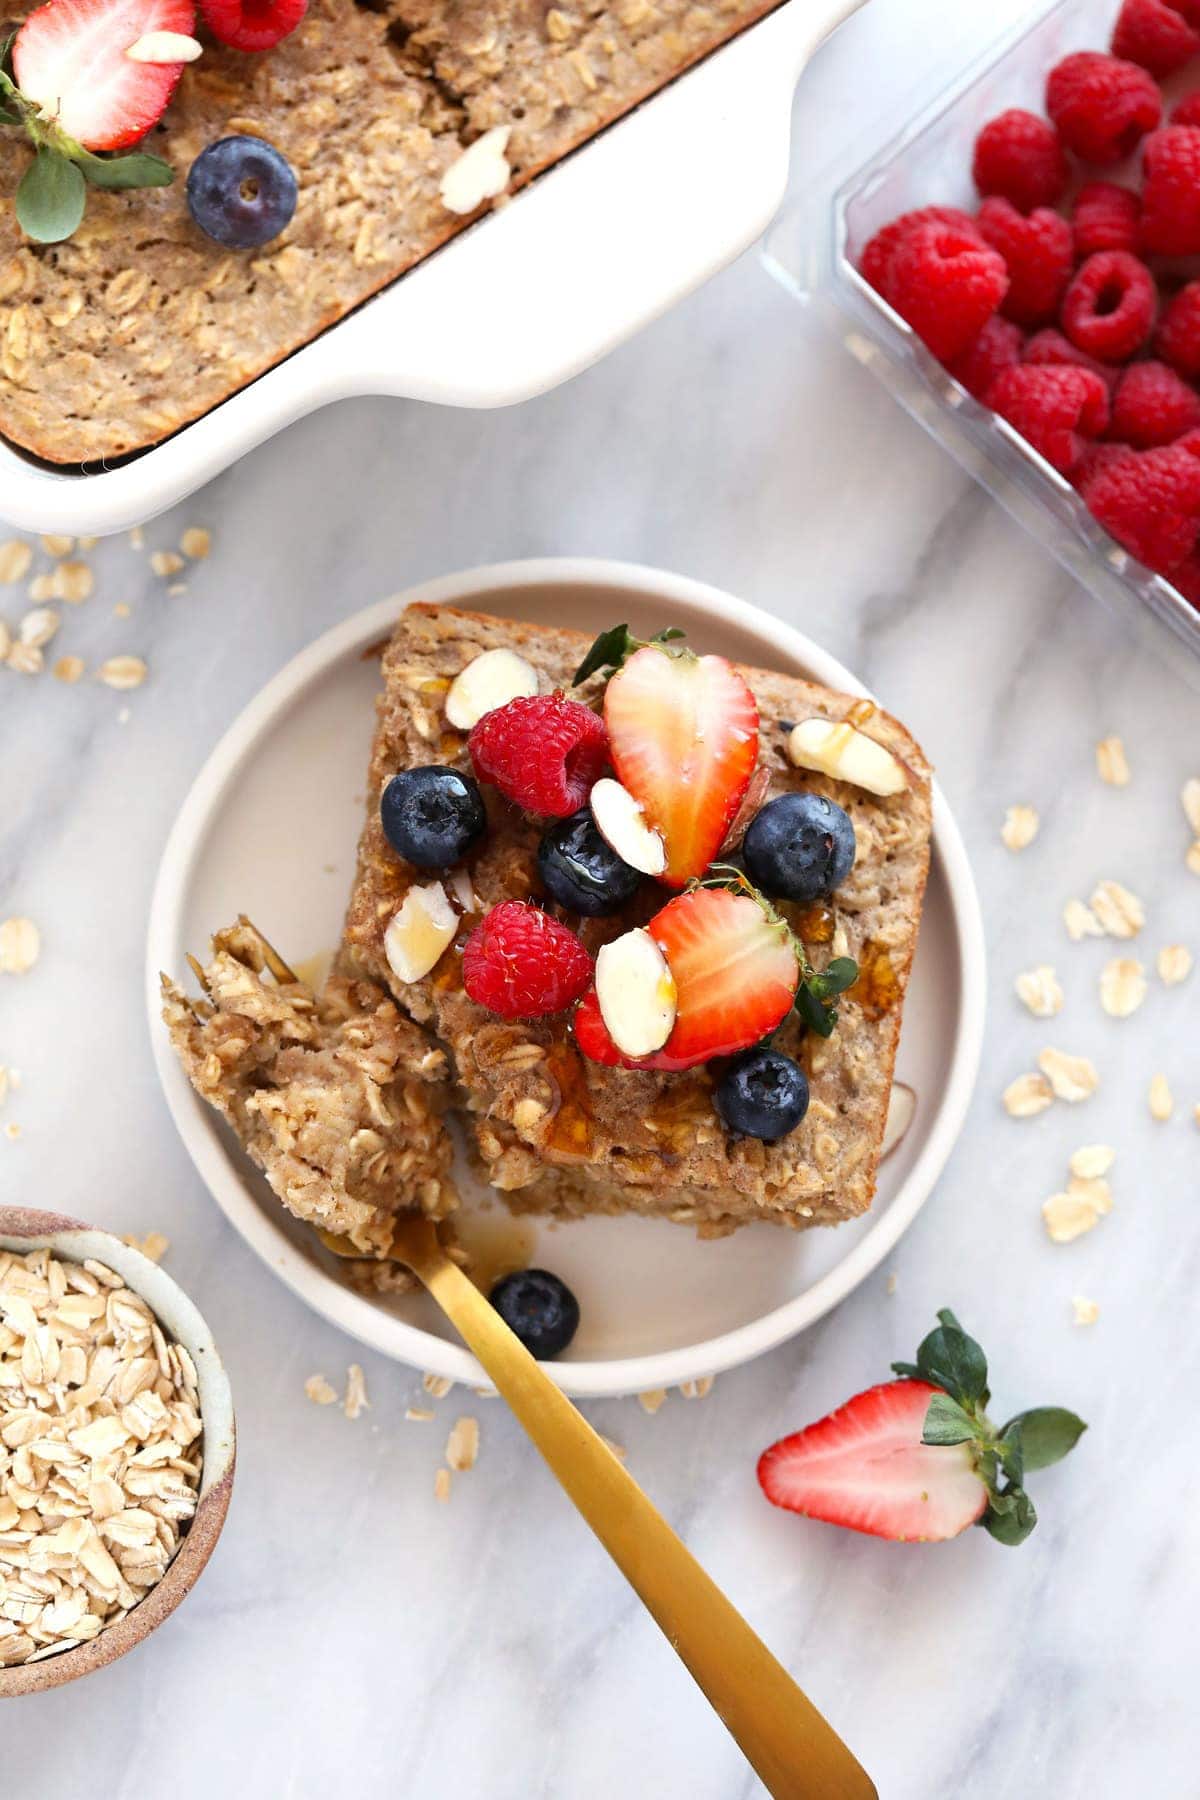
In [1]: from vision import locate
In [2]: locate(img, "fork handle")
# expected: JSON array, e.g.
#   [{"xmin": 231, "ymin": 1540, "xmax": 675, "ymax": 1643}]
[{"xmin": 407, "ymin": 1238, "xmax": 876, "ymax": 1800}]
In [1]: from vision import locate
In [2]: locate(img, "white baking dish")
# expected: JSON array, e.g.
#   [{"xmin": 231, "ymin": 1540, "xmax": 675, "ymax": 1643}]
[{"xmin": 0, "ymin": 0, "xmax": 864, "ymax": 536}]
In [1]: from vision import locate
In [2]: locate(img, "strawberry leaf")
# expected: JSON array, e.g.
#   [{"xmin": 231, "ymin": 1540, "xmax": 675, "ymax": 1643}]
[
  {"xmin": 795, "ymin": 982, "xmax": 837, "ymax": 1037},
  {"xmin": 983, "ymin": 1486, "xmax": 1038, "ymax": 1546},
  {"xmin": 912, "ymin": 1313, "xmax": 989, "ymax": 1409},
  {"xmin": 16, "ymin": 147, "xmax": 85, "ymax": 244},
  {"xmin": 1001, "ymin": 1407, "xmax": 1086, "ymax": 1472},
  {"xmin": 921, "ymin": 1392, "xmax": 979, "ymax": 1447},
  {"xmin": 74, "ymin": 146, "xmax": 174, "ymax": 190},
  {"xmin": 572, "ymin": 623, "xmax": 687, "ymax": 687}
]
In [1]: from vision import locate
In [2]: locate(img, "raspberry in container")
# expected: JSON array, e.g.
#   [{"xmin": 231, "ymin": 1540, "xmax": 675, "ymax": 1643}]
[{"xmin": 765, "ymin": 0, "xmax": 1200, "ymax": 685}]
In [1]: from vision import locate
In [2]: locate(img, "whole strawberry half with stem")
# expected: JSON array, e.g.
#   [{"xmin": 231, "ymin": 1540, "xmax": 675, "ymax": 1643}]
[
  {"xmin": 13, "ymin": 0, "xmax": 197, "ymax": 150},
  {"xmin": 603, "ymin": 641, "xmax": 759, "ymax": 887},
  {"xmin": 759, "ymin": 1309, "xmax": 1085, "ymax": 1546}
]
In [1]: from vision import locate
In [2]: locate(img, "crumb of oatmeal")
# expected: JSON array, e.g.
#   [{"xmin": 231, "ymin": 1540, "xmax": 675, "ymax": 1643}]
[
  {"xmin": 53, "ymin": 654, "xmax": 84, "ymax": 684},
  {"xmin": 180, "ymin": 527, "xmax": 211, "ymax": 560},
  {"xmin": 304, "ymin": 1374, "xmax": 338, "ymax": 1406},
  {"xmin": 1072, "ymin": 1296, "xmax": 1099, "ymax": 1327},
  {"xmin": 150, "ymin": 550, "xmax": 184, "ymax": 579}
]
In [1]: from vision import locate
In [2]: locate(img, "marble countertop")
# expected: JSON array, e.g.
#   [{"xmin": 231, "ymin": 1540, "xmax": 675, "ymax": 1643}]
[{"xmin": 4, "ymin": 1, "xmax": 1199, "ymax": 1793}]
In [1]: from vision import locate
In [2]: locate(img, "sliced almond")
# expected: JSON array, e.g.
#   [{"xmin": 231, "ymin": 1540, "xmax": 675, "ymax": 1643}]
[
  {"xmin": 384, "ymin": 882, "xmax": 458, "ymax": 984},
  {"xmin": 1099, "ymin": 957, "xmax": 1146, "ymax": 1018},
  {"xmin": 786, "ymin": 717, "xmax": 909, "ymax": 797},
  {"xmin": 444, "ymin": 646, "xmax": 538, "ymax": 730},
  {"xmin": 595, "ymin": 928, "xmax": 676, "ymax": 1058},
  {"xmin": 1003, "ymin": 1072, "xmax": 1054, "ymax": 1118},
  {"xmin": 1037, "ymin": 1048, "xmax": 1099, "ymax": 1103},
  {"xmin": 1089, "ymin": 879, "xmax": 1144, "ymax": 939},
  {"xmin": 879, "ymin": 1082, "xmax": 916, "ymax": 1161},
  {"xmin": 440, "ymin": 126, "xmax": 511, "ymax": 215},
  {"xmin": 1015, "ymin": 965, "xmax": 1062, "ymax": 1018},
  {"xmin": 125, "ymin": 29, "xmax": 203, "ymax": 60},
  {"xmin": 590, "ymin": 777, "xmax": 666, "ymax": 877}
]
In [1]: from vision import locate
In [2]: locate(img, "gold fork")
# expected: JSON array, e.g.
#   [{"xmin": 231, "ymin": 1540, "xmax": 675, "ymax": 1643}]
[{"xmin": 220, "ymin": 922, "xmax": 876, "ymax": 1800}]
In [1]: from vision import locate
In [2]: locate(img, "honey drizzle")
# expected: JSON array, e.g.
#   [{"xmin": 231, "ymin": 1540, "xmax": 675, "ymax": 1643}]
[
  {"xmin": 851, "ymin": 938, "xmax": 900, "ymax": 1019},
  {"xmin": 541, "ymin": 1042, "xmax": 596, "ymax": 1160}
]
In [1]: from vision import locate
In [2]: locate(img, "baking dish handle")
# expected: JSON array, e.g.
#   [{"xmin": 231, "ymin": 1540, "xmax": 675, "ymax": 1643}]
[{"xmin": 304, "ymin": 0, "xmax": 868, "ymax": 409}]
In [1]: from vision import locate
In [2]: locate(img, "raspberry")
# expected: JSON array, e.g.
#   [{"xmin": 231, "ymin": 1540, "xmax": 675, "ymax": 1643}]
[
  {"xmin": 1111, "ymin": 0, "xmax": 1200, "ymax": 76},
  {"xmin": 1141, "ymin": 126, "xmax": 1200, "ymax": 253},
  {"xmin": 198, "ymin": 0, "xmax": 307, "ymax": 51},
  {"xmin": 1071, "ymin": 181, "xmax": 1141, "ymax": 258},
  {"xmin": 976, "ymin": 198, "xmax": 1073, "ymax": 327},
  {"xmin": 1082, "ymin": 443, "xmax": 1200, "ymax": 573},
  {"xmin": 1074, "ymin": 440, "xmax": 1140, "ymax": 491},
  {"xmin": 462, "ymin": 901, "xmax": 593, "ymax": 1019},
  {"xmin": 971, "ymin": 109, "xmax": 1068, "ymax": 212},
  {"xmin": 1109, "ymin": 359, "xmax": 1200, "ymax": 446},
  {"xmin": 884, "ymin": 219, "xmax": 1008, "ymax": 362},
  {"xmin": 469, "ymin": 694, "xmax": 608, "ymax": 818},
  {"xmin": 1023, "ymin": 327, "xmax": 1121, "ymax": 390},
  {"xmin": 1060, "ymin": 251, "xmax": 1157, "ymax": 361},
  {"xmin": 858, "ymin": 206, "xmax": 980, "ymax": 296},
  {"xmin": 1046, "ymin": 51, "xmax": 1162, "ymax": 164},
  {"xmin": 985, "ymin": 365, "xmax": 1110, "ymax": 472},
  {"xmin": 1169, "ymin": 548, "xmax": 1200, "ymax": 604},
  {"xmin": 1171, "ymin": 89, "xmax": 1200, "ymax": 126},
  {"xmin": 947, "ymin": 315, "xmax": 1023, "ymax": 399},
  {"xmin": 1155, "ymin": 281, "xmax": 1200, "ymax": 376}
]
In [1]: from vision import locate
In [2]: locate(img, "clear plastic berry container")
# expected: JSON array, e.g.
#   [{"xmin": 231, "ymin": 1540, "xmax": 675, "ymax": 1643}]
[{"xmin": 764, "ymin": 0, "xmax": 1200, "ymax": 685}]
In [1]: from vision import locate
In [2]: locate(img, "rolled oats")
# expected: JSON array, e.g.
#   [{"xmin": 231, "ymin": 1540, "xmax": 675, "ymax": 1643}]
[
  {"xmin": 679, "ymin": 1375, "xmax": 714, "ymax": 1400},
  {"xmin": 19, "ymin": 608, "xmax": 59, "ymax": 651},
  {"xmin": 0, "ymin": 540, "xmax": 32, "ymax": 584},
  {"xmin": 121, "ymin": 1233, "xmax": 169, "ymax": 1264},
  {"xmin": 0, "ymin": 1248, "xmax": 201, "ymax": 1667},
  {"xmin": 97, "ymin": 656, "xmax": 147, "ymax": 691},
  {"xmin": 1089, "ymin": 880, "xmax": 1144, "ymax": 939},
  {"xmin": 150, "ymin": 551, "xmax": 185, "ymax": 579},
  {"xmin": 51, "ymin": 562, "xmax": 94, "ymax": 605},
  {"xmin": 6, "ymin": 642, "xmax": 42, "ymax": 675},
  {"xmin": 404, "ymin": 1407, "xmax": 435, "ymax": 1423},
  {"xmin": 180, "ymin": 528, "xmax": 210, "ymax": 561},
  {"xmin": 433, "ymin": 1468, "xmax": 452, "ymax": 1503},
  {"xmin": 1001, "ymin": 805, "xmax": 1039, "ymax": 851},
  {"xmin": 638, "ymin": 1388, "xmax": 668, "ymax": 1415},
  {"xmin": 1186, "ymin": 842, "xmax": 1200, "ymax": 878},
  {"xmin": 1069, "ymin": 1144, "xmax": 1115, "ymax": 1180},
  {"xmin": 445, "ymin": 1416, "xmax": 479, "ymax": 1471},
  {"xmin": 1072, "ymin": 1296, "xmax": 1099, "ymax": 1326},
  {"xmin": 1063, "ymin": 899, "xmax": 1103, "ymax": 941},
  {"xmin": 1095, "ymin": 737, "xmax": 1131, "ymax": 786},
  {"xmin": 1037, "ymin": 1048, "xmax": 1099, "ymax": 1103},
  {"xmin": 53, "ymin": 655, "xmax": 84, "ymax": 685},
  {"xmin": 39, "ymin": 534, "xmax": 73, "ymax": 558},
  {"xmin": 1182, "ymin": 778, "xmax": 1200, "ymax": 838},
  {"xmin": 343, "ymin": 1364, "xmax": 369, "ymax": 1420},
  {"xmin": 1015, "ymin": 965, "xmax": 1063, "ymax": 1018},
  {"xmin": 1099, "ymin": 957, "xmax": 1147, "ymax": 1018},
  {"xmin": 1148, "ymin": 1073, "xmax": 1174, "ymax": 1121},
  {"xmin": 1042, "ymin": 1178, "xmax": 1111, "ymax": 1243},
  {"xmin": 303, "ymin": 1375, "xmax": 337, "ymax": 1406},
  {"xmin": 1158, "ymin": 945, "xmax": 1192, "ymax": 986},
  {"xmin": 421, "ymin": 1372, "xmax": 453, "ymax": 1399},
  {"xmin": 1003, "ymin": 1072, "xmax": 1055, "ymax": 1117},
  {"xmin": 0, "ymin": 918, "xmax": 40, "ymax": 975}
]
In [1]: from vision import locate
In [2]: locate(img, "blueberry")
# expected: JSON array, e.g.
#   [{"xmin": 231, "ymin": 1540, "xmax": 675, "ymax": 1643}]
[
  {"xmin": 714, "ymin": 1048, "xmax": 810, "ymax": 1143},
  {"xmin": 380, "ymin": 765, "xmax": 486, "ymax": 868},
  {"xmin": 537, "ymin": 809, "xmax": 643, "ymax": 916},
  {"xmin": 742, "ymin": 793, "xmax": 856, "ymax": 903},
  {"xmin": 489, "ymin": 1269, "xmax": 580, "ymax": 1359},
  {"xmin": 187, "ymin": 137, "xmax": 298, "ymax": 250}
]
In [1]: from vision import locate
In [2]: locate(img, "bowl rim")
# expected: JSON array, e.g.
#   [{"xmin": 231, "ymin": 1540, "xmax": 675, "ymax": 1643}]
[
  {"xmin": 0, "ymin": 1206, "xmax": 235, "ymax": 1696},
  {"xmin": 145, "ymin": 556, "xmax": 987, "ymax": 1397}
]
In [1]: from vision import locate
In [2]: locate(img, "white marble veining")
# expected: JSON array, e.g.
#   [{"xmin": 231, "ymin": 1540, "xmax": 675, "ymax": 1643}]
[{"xmin": 3, "ymin": 1, "xmax": 1199, "ymax": 1793}]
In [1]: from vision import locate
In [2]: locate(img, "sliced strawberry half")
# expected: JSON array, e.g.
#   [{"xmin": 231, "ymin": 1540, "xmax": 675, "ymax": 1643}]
[
  {"xmin": 647, "ymin": 886, "xmax": 798, "ymax": 1068},
  {"xmin": 758, "ymin": 1380, "xmax": 988, "ymax": 1543},
  {"xmin": 604, "ymin": 646, "xmax": 759, "ymax": 887},
  {"xmin": 14, "ymin": 0, "xmax": 196, "ymax": 151}
]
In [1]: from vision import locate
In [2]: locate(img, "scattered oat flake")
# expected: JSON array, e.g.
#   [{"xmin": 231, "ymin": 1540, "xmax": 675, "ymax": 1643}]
[
  {"xmin": 1001, "ymin": 804, "xmax": 1039, "ymax": 851},
  {"xmin": 53, "ymin": 654, "xmax": 84, "ymax": 684},
  {"xmin": 679, "ymin": 1375, "xmax": 715, "ymax": 1400},
  {"xmin": 1158, "ymin": 944, "xmax": 1193, "ymax": 986},
  {"xmin": 445, "ymin": 1415, "xmax": 479, "ymax": 1471},
  {"xmin": 1094, "ymin": 736, "xmax": 1131, "ymax": 786},
  {"xmin": 19, "ymin": 606, "xmax": 59, "ymax": 650},
  {"xmin": 0, "ymin": 539, "xmax": 32, "ymax": 583},
  {"xmin": 180, "ymin": 527, "xmax": 210, "ymax": 560},
  {"xmin": 405, "ymin": 1406, "xmax": 435, "ymax": 1423},
  {"xmin": 166, "ymin": 583, "xmax": 188, "ymax": 599},
  {"xmin": 98, "ymin": 656, "xmax": 147, "ymax": 690},
  {"xmin": 4, "ymin": 1120, "xmax": 21, "ymax": 1142},
  {"xmin": 129, "ymin": 525, "xmax": 145, "ymax": 551},
  {"xmin": 304, "ymin": 1374, "xmax": 338, "ymax": 1406},
  {"xmin": 343, "ymin": 1364, "xmax": 369, "ymax": 1420},
  {"xmin": 1003, "ymin": 1072, "xmax": 1055, "ymax": 1117},
  {"xmin": 40, "ymin": 533, "xmax": 73, "ymax": 557},
  {"xmin": 0, "ymin": 1066, "xmax": 8, "ymax": 1107},
  {"xmin": 52, "ymin": 561, "xmax": 93, "ymax": 605},
  {"xmin": 1042, "ymin": 1184, "xmax": 1109, "ymax": 1243},
  {"xmin": 1072, "ymin": 1296, "xmax": 1100, "ymax": 1326},
  {"xmin": 113, "ymin": 601, "xmax": 131, "ymax": 619},
  {"xmin": 434, "ymin": 1468, "xmax": 452, "ymax": 1503},
  {"xmin": 6, "ymin": 641, "xmax": 42, "ymax": 675},
  {"xmin": 149, "ymin": 550, "xmax": 184, "ymax": 578},
  {"xmin": 122, "ymin": 1232, "xmax": 169, "ymax": 1263},
  {"xmin": 1099, "ymin": 957, "xmax": 1147, "ymax": 1018},
  {"xmin": 1182, "ymin": 778, "xmax": 1200, "ymax": 838},
  {"xmin": 1064, "ymin": 898, "xmax": 1104, "ymax": 941},
  {"xmin": 638, "ymin": 1388, "xmax": 668, "ymax": 1415},
  {"xmin": 1038, "ymin": 1048, "xmax": 1099, "ymax": 1103},
  {"xmin": 0, "ymin": 917, "xmax": 40, "ymax": 975},
  {"xmin": 1015, "ymin": 965, "xmax": 1063, "ymax": 1018},
  {"xmin": 1089, "ymin": 880, "xmax": 1144, "ymax": 938},
  {"xmin": 1149, "ymin": 1073, "xmax": 1174, "ymax": 1121},
  {"xmin": 421, "ymin": 1371, "xmax": 453, "ymax": 1399},
  {"xmin": 1186, "ymin": 842, "xmax": 1200, "ymax": 878},
  {"xmin": 1069, "ymin": 1144, "xmax": 1115, "ymax": 1180}
]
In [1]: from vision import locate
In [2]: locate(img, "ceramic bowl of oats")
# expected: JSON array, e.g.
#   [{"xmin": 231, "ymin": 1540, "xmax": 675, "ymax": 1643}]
[{"xmin": 0, "ymin": 1206, "xmax": 235, "ymax": 1694}]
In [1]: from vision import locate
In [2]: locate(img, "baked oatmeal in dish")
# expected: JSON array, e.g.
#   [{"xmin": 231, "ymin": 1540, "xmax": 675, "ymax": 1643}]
[
  {"xmin": 338, "ymin": 604, "xmax": 933, "ymax": 1238},
  {"xmin": 162, "ymin": 918, "xmax": 456, "ymax": 1290},
  {"xmin": 0, "ymin": 0, "xmax": 782, "ymax": 466}
]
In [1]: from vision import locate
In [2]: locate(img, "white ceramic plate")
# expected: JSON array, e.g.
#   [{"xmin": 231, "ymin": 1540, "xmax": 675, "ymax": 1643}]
[{"xmin": 146, "ymin": 559, "xmax": 985, "ymax": 1397}]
